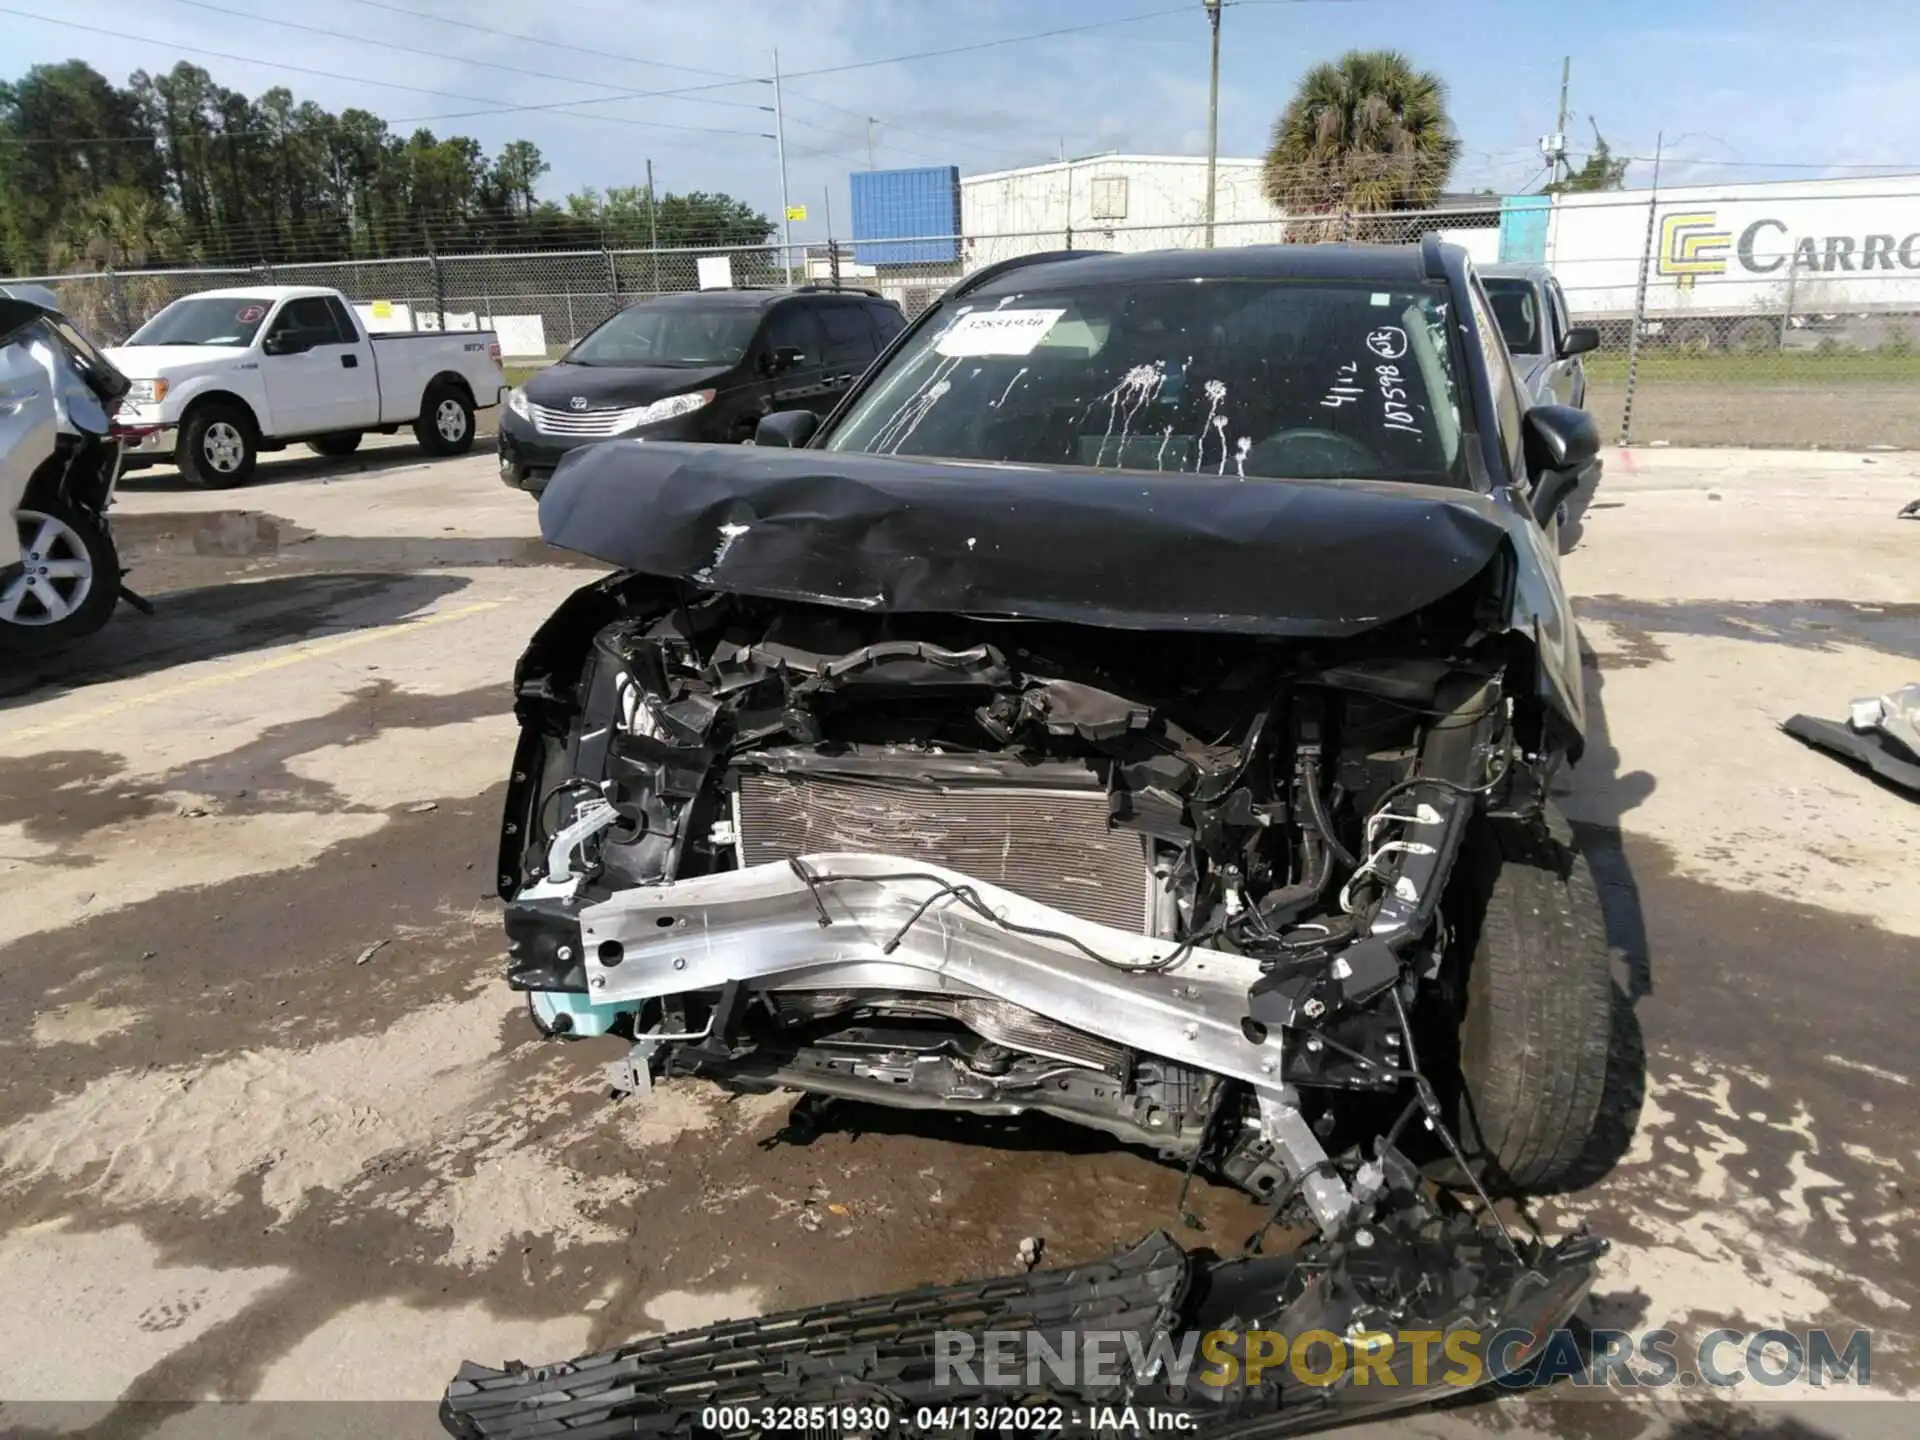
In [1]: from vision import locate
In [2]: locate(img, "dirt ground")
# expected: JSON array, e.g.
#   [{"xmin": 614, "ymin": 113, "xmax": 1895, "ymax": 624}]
[
  {"xmin": 1587, "ymin": 379, "xmax": 1920, "ymax": 450},
  {"xmin": 0, "ymin": 438, "xmax": 1916, "ymax": 1438}
]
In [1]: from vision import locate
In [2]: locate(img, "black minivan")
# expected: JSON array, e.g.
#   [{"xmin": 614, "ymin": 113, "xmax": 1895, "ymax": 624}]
[{"xmin": 498, "ymin": 286, "xmax": 907, "ymax": 493}]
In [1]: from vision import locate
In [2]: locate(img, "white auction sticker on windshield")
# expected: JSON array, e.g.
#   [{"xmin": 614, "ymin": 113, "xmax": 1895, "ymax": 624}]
[{"xmin": 934, "ymin": 308, "xmax": 1067, "ymax": 357}]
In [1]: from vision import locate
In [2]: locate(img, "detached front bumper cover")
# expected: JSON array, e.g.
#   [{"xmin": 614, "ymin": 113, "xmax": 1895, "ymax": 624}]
[{"xmin": 442, "ymin": 1196, "xmax": 1606, "ymax": 1438}]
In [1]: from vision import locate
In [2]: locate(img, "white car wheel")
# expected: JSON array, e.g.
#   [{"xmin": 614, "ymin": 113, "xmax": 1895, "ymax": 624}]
[
  {"xmin": 203, "ymin": 420, "xmax": 247, "ymax": 474},
  {"xmin": 436, "ymin": 397, "xmax": 469, "ymax": 443},
  {"xmin": 2, "ymin": 508, "xmax": 95, "ymax": 626}
]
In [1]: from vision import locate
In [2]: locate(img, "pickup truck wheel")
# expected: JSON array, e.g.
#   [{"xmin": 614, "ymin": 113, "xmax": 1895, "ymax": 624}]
[
  {"xmin": 177, "ymin": 402, "xmax": 258, "ymax": 488},
  {"xmin": 415, "ymin": 385, "xmax": 474, "ymax": 456},
  {"xmin": 0, "ymin": 497, "xmax": 121, "ymax": 653},
  {"xmin": 306, "ymin": 432, "xmax": 363, "ymax": 458},
  {"xmin": 1424, "ymin": 806, "xmax": 1614, "ymax": 1194}
]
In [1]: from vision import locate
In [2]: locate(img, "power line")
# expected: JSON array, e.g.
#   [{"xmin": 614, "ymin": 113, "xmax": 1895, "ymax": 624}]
[
  {"xmin": 0, "ymin": 5, "xmax": 773, "ymax": 138},
  {"xmin": 1, "ymin": 1, "xmax": 1193, "ymax": 168},
  {"xmin": 337, "ymin": 0, "xmax": 750, "ymax": 84},
  {"xmin": 334, "ymin": 0, "xmax": 1053, "ymax": 168},
  {"xmin": 771, "ymin": 6, "xmax": 1194, "ymax": 80},
  {"xmin": 163, "ymin": 0, "xmax": 775, "ymax": 116}
]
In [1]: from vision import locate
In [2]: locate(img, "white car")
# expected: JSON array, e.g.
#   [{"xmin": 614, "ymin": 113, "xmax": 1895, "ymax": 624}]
[
  {"xmin": 2, "ymin": 292, "xmax": 131, "ymax": 650},
  {"xmin": 109, "ymin": 285, "xmax": 507, "ymax": 487}
]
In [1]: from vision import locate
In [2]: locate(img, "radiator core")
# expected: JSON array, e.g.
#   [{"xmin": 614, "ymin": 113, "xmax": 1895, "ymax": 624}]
[{"xmin": 733, "ymin": 767, "xmax": 1152, "ymax": 934}]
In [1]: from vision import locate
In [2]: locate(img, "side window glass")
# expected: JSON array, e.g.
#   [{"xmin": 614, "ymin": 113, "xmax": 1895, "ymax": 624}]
[
  {"xmin": 870, "ymin": 304, "xmax": 906, "ymax": 344},
  {"xmin": 762, "ymin": 306, "xmax": 821, "ymax": 363},
  {"xmin": 324, "ymin": 296, "xmax": 359, "ymax": 343},
  {"xmin": 1466, "ymin": 279, "xmax": 1524, "ymax": 459},
  {"xmin": 1544, "ymin": 281, "xmax": 1569, "ymax": 353},
  {"xmin": 817, "ymin": 304, "xmax": 875, "ymax": 366},
  {"xmin": 269, "ymin": 297, "xmax": 345, "ymax": 346}
]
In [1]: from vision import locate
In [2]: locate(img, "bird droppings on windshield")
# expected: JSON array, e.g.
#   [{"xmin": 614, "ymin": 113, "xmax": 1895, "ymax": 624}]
[{"xmin": 1089, "ymin": 360, "xmax": 1167, "ymax": 466}]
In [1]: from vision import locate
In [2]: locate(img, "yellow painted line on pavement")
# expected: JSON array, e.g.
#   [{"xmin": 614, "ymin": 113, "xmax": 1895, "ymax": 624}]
[{"xmin": 1, "ymin": 599, "xmax": 506, "ymax": 747}]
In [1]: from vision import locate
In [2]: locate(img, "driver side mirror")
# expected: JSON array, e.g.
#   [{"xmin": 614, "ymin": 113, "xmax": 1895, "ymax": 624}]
[
  {"xmin": 263, "ymin": 331, "xmax": 309, "ymax": 356},
  {"xmin": 1522, "ymin": 404, "xmax": 1600, "ymax": 525},
  {"xmin": 1559, "ymin": 325, "xmax": 1600, "ymax": 359},
  {"xmin": 754, "ymin": 410, "xmax": 819, "ymax": 448},
  {"xmin": 761, "ymin": 345, "xmax": 805, "ymax": 376}
]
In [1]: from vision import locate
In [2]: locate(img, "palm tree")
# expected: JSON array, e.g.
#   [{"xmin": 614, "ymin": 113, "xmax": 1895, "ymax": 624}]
[
  {"xmin": 46, "ymin": 188, "xmax": 192, "ymax": 340},
  {"xmin": 1262, "ymin": 51, "xmax": 1461, "ymax": 237}
]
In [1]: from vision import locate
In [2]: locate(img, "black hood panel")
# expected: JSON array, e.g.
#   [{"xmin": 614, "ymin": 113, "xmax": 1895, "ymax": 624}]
[
  {"xmin": 538, "ymin": 442, "xmax": 1519, "ymax": 638},
  {"xmin": 524, "ymin": 361, "xmax": 733, "ymax": 408}
]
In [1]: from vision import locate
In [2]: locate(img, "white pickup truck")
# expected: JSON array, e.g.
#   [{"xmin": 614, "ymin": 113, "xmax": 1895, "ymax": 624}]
[{"xmin": 108, "ymin": 285, "xmax": 506, "ymax": 487}]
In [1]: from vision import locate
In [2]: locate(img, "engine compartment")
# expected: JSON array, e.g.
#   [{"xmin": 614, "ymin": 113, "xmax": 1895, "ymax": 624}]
[
  {"xmin": 503, "ymin": 577, "xmax": 1520, "ymax": 949},
  {"xmin": 495, "ymin": 575, "xmax": 1553, "ymax": 1214}
]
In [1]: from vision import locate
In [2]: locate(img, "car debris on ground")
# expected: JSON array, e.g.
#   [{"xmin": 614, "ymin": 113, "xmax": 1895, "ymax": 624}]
[{"xmin": 1784, "ymin": 682, "xmax": 1920, "ymax": 797}]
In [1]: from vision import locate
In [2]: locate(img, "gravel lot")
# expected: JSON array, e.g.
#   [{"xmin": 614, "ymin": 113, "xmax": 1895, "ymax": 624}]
[{"xmin": 0, "ymin": 438, "xmax": 1915, "ymax": 1438}]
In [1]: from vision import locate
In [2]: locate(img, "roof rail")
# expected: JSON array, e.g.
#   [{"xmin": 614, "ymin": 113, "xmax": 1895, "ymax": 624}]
[
  {"xmin": 1419, "ymin": 231, "xmax": 1448, "ymax": 281},
  {"xmin": 793, "ymin": 283, "xmax": 885, "ymax": 299}
]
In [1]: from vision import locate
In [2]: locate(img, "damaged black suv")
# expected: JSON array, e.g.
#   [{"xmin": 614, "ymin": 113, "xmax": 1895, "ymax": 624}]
[{"xmin": 496, "ymin": 238, "xmax": 1611, "ymax": 1232}]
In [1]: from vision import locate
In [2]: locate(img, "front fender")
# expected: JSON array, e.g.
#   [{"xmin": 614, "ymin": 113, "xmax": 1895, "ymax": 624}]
[
  {"xmin": 1501, "ymin": 508, "xmax": 1586, "ymax": 758},
  {"xmin": 163, "ymin": 374, "xmax": 267, "ymax": 434}
]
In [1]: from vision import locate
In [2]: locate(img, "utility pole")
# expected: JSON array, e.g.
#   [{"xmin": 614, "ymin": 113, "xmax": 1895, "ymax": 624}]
[
  {"xmin": 772, "ymin": 48, "xmax": 794, "ymax": 286},
  {"xmin": 866, "ymin": 117, "xmax": 876, "ymax": 171},
  {"xmin": 1553, "ymin": 56, "xmax": 1571, "ymax": 186},
  {"xmin": 1203, "ymin": 0, "xmax": 1222, "ymax": 248},
  {"xmin": 645, "ymin": 157, "xmax": 659, "ymax": 294},
  {"xmin": 825, "ymin": 185, "xmax": 840, "ymax": 288}
]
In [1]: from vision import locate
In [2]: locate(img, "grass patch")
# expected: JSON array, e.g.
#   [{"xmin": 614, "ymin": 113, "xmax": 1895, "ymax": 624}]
[
  {"xmin": 1584, "ymin": 350, "xmax": 1920, "ymax": 385},
  {"xmin": 503, "ymin": 362, "xmax": 548, "ymax": 388}
]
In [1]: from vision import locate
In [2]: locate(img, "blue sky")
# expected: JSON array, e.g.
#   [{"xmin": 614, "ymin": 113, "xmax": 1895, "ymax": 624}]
[{"xmin": 6, "ymin": 0, "xmax": 1920, "ymax": 243}]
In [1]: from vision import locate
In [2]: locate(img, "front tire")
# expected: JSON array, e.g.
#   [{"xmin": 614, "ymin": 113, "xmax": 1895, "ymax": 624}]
[
  {"xmin": 1429, "ymin": 807, "xmax": 1613, "ymax": 1193},
  {"xmin": 307, "ymin": 432, "xmax": 363, "ymax": 457},
  {"xmin": 0, "ymin": 498, "xmax": 121, "ymax": 652},
  {"xmin": 176, "ymin": 402, "xmax": 258, "ymax": 488},
  {"xmin": 415, "ymin": 384, "xmax": 474, "ymax": 456}
]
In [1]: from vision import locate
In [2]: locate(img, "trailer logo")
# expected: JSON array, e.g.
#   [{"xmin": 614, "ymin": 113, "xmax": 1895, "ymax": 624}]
[{"xmin": 1658, "ymin": 211, "xmax": 1731, "ymax": 286}]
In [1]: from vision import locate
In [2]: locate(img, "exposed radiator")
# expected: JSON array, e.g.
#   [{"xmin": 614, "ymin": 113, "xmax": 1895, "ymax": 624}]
[{"xmin": 732, "ymin": 766, "xmax": 1153, "ymax": 934}]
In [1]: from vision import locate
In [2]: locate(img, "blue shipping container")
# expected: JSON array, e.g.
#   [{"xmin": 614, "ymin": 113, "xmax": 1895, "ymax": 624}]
[{"xmin": 850, "ymin": 167, "xmax": 961, "ymax": 265}]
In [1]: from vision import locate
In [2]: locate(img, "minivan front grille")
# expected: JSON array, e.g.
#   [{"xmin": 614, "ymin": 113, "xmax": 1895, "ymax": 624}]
[{"xmin": 529, "ymin": 401, "xmax": 646, "ymax": 437}]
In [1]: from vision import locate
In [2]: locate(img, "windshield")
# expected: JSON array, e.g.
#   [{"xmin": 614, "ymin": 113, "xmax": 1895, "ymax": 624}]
[
  {"xmin": 566, "ymin": 303, "xmax": 760, "ymax": 367},
  {"xmin": 1481, "ymin": 278, "xmax": 1542, "ymax": 354},
  {"xmin": 129, "ymin": 295, "xmax": 275, "ymax": 348},
  {"xmin": 822, "ymin": 278, "xmax": 1465, "ymax": 484}
]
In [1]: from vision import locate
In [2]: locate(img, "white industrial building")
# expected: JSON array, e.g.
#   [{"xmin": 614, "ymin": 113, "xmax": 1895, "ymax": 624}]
[
  {"xmin": 961, "ymin": 154, "xmax": 1286, "ymax": 257},
  {"xmin": 846, "ymin": 153, "xmax": 1503, "ymax": 314},
  {"xmin": 958, "ymin": 153, "xmax": 1500, "ymax": 270}
]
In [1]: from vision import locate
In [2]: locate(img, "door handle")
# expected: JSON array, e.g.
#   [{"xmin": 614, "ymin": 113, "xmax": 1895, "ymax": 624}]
[{"xmin": 341, "ymin": 354, "xmax": 358, "ymax": 368}]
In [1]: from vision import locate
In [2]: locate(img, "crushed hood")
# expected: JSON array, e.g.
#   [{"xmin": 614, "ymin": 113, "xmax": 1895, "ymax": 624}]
[{"xmin": 538, "ymin": 441, "xmax": 1517, "ymax": 637}]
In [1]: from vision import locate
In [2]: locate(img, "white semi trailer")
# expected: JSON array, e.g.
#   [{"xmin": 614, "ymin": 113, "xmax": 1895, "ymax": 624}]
[{"xmin": 1505, "ymin": 174, "xmax": 1920, "ymax": 350}]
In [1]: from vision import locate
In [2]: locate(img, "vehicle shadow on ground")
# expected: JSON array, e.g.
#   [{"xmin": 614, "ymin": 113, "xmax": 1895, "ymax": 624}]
[
  {"xmin": 0, "ymin": 570, "xmax": 471, "ymax": 710},
  {"xmin": 117, "ymin": 439, "xmax": 479, "ymax": 494},
  {"xmin": 1551, "ymin": 633, "xmax": 1655, "ymax": 1194}
]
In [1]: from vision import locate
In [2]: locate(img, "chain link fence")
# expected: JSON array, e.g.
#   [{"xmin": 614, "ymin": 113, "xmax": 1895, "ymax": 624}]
[{"xmin": 9, "ymin": 187, "xmax": 1918, "ymax": 449}]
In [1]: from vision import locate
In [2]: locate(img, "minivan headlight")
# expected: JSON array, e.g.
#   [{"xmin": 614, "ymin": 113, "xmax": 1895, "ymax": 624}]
[
  {"xmin": 508, "ymin": 387, "xmax": 531, "ymax": 420},
  {"xmin": 622, "ymin": 389, "xmax": 716, "ymax": 430}
]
